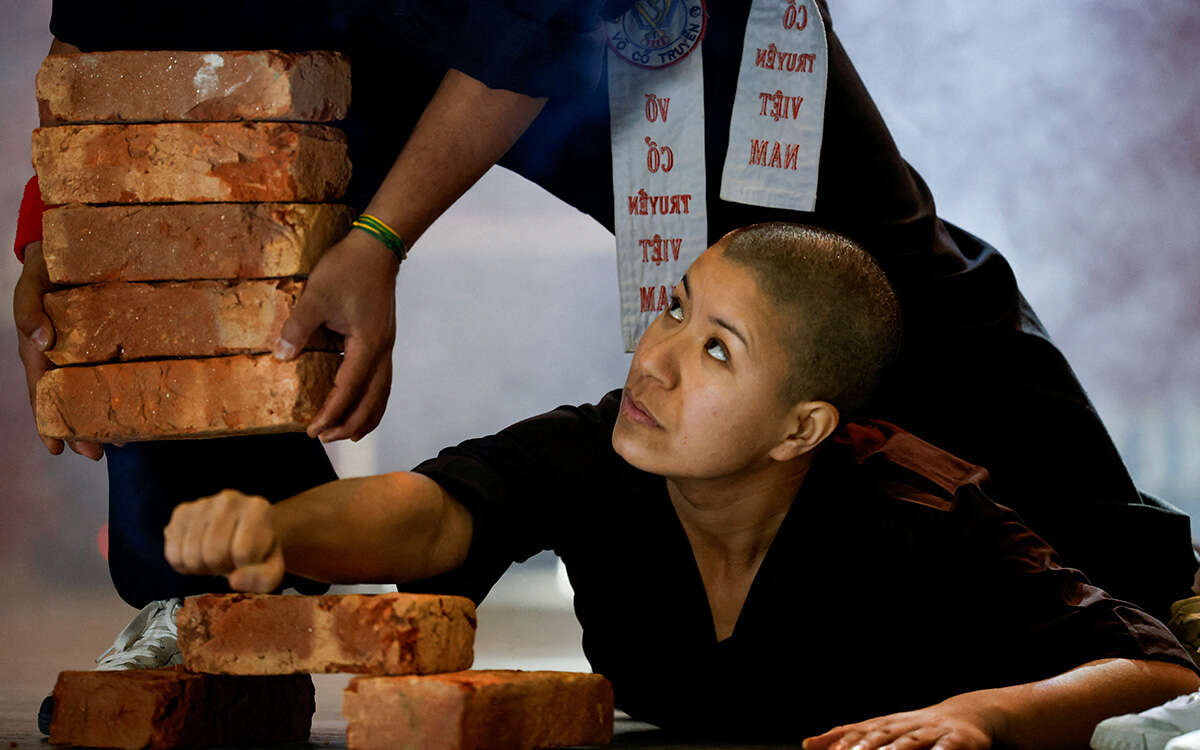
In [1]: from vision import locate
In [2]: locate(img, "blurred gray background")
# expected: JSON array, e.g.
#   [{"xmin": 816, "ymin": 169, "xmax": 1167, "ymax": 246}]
[{"xmin": 1, "ymin": 0, "xmax": 1198, "ymax": 717}]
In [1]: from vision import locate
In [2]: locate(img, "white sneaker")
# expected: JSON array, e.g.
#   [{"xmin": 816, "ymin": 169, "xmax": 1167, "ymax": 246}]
[
  {"xmin": 95, "ymin": 598, "xmax": 184, "ymax": 671},
  {"xmin": 1167, "ymin": 729, "xmax": 1200, "ymax": 750},
  {"xmin": 39, "ymin": 598, "xmax": 185, "ymax": 735},
  {"xmin": 1092, "ymin": 692, "xmax": 1200, "ymax": 750}
]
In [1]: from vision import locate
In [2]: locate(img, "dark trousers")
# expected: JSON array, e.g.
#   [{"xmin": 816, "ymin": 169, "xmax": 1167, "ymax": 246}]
[{"xmin": 105, "ymin": 434, "xmax": 335, "ymax": 608}]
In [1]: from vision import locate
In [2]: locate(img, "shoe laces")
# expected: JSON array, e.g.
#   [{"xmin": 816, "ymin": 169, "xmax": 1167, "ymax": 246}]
[{"xmin": 96, "ymin": 598, "xmax": 184, "ymax": 671}]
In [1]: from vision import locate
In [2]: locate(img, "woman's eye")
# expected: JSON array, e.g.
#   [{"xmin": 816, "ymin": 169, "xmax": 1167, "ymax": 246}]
[
  {"xmin": 705, "ymin": 338, "xmax": 728, "ymax": 363},
  {"xmin": 667, "ymin": 296, "xmax": 684, "ymax": 322}
]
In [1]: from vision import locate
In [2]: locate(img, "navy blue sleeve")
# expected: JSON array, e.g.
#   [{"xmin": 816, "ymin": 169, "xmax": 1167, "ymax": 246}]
[
  {"xmin": 402, "ymin": 390, "xmax": 623, "ymax": 603},
  {"xmin": 400, "ymin": 0, "xmax": 608, "ymax": 97}
]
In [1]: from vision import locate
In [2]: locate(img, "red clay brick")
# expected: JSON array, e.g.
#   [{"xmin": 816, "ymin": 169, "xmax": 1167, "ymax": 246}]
[
  {"xmin": 33, "ymin": 122, "xmax": 350, "ymax": 204},
  {"xmin": 42, "ymin": 203, "xmax": 353, "ymax": 283},
  {"xmin": 36, "ymin": 352, "xmax": 339, "ymax": 442},
  {"xmin": 179, "ymin": 593, "xmax": 477, "ymax": 676},
  {"xmin": 49, "ymin": 668, "xmax": 314, "ymax": 750},
  {"xmin": 344, "ymin": 670, "xmax": 614, "ymax": 750},
  {"xmin": 37, "ymin": 50, "xmax": 350, "ymax": 125},
  {"xmin": 45, "ymin": 279, "xmax": 338, "ymax": 365}
]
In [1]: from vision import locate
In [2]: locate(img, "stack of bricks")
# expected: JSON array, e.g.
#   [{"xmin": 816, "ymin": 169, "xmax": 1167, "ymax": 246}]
[
  {"xmin": 181, "ymin": 594, "xmax": 615, "ymax": 750},
  {"xmin": 47, "ymin": 593, "xmax": 615, "ymax": 749},
  {"xmin": 31, "ymin": 50, "xmax": 355, "ymax": 443}
]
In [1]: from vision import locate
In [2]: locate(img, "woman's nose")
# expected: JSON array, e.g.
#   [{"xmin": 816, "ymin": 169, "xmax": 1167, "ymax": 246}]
[{"xmin": 633, "ymin": 325, "xmax": 680, "ymax": 389}]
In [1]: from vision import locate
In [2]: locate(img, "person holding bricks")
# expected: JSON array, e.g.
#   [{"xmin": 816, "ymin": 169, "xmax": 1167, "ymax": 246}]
[
  {"xmin": 164, "ymin": 223, "xmax": 1200, "ymax": 748},
  {"xmin": 14, "ymin": 0, "xmax": 571, "ymax": 706},
  {"xmin": 16, "ymin": 2, "xmax": 597, "ymax": 734},
  {"xmin": 14, "ymin": 0, "xmax": 1197, "ymax": 724}
]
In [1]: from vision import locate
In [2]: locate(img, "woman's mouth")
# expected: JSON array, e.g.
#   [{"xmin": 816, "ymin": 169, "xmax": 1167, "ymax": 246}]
[{"xmin": 620, "ymin": 390, "xmax": 662, "ymax": 428}]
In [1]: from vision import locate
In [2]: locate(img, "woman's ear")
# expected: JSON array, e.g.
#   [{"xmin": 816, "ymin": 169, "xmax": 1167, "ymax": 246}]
[{"xmin": 769, "ymin": 400, "xmax": 839, "ymax": 462}]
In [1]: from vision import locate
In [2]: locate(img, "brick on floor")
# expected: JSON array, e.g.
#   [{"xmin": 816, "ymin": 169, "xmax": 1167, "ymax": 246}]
[
  {"xmin": 344, "ymin": 670, "xmax": 614, "ymax": 750},
  {"xmin": 49, "ymin": 668, "xmax": 314, "ymax": 750}
]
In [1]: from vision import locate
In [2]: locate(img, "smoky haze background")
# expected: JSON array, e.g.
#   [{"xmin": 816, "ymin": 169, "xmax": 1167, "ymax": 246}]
[{"xmin": 1, "ymin": 0, "xmax": 1197, "ymax": 657}]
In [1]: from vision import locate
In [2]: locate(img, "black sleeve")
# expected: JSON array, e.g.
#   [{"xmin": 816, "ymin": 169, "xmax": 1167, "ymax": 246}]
[
  {"xmin": 402, "ymin": 390, "xmax": 623, "ymax": 603},
  {"xmin": 50, "ymin": 0, "xmax": 197, "ymax": 50},
  {"xmin": 48, "ymin": 0, "xmax": 142, "ymax": 49},
  {"xmin": 400, "ymin": 0, "xmax": 607, "ymax": 97},
  {"xmin": 49, "ymin": 0, "xmax": 96, "ymax": 46},
  {"xmin": 958, "ymin": 484, "xmax": 1199, "ymax": 680},
  {"xmin": 50, "ymin": 0, "xmax": 349, "ymax": 52}
]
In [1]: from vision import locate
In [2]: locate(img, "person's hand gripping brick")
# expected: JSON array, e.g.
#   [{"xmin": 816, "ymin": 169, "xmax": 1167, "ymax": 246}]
[
  {"xmin": 273, "ymin": 228, "xmax": 398, "ymax": 444},
  {"xmin": 164, "ymin": 489, "xmax": 285, "ymax": 593},
  {"xmin": 13, "ymin": 240, "xmax": 103, "ymax": 460},
  {"xmin": 272, "ymin": 69, "xmax": 547, "ymax": 444}
]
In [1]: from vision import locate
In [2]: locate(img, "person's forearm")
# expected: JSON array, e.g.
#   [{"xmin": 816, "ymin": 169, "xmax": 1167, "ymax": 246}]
[
  {"xmin": 362, "ymin": 68, "xmax": 546, "ymax": 249},
  {"xmin": 270, "ymin": 471, "xmax": 473, "ymax": 585},
  {"xmin": 958, "ymin": 658, "xmax": 1198, "ymax": 749}
]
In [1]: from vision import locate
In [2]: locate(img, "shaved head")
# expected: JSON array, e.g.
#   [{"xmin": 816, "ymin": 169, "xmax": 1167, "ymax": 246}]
[{"xmin": 721, "ymin": 223, "xmax": 901, "ymax": 416}]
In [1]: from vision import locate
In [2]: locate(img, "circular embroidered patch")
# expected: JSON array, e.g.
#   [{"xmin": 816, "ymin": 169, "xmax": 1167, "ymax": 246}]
[{"xmin": 606, "ymin": 0, "xmax": 708, "ymax": 69}]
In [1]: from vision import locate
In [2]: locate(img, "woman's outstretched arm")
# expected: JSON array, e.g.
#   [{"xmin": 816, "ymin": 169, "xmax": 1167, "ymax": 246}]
[
  {"xmin": 804, "ymin": 658, "xmax": 1199, "ymax": 750},
  {"xmin": 163, "ymin": 472, "xmax": 474, "ymax": 592}
]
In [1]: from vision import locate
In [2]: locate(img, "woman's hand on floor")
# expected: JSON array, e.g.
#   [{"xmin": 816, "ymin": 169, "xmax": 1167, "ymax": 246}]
[{"xmin": 803, "ymin": 695, "xmax": 998, "ymax": 750}]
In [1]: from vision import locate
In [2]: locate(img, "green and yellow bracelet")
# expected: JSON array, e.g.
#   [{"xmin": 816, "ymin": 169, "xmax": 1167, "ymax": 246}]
[{"xmin": 351, "ymin": 213, "xmax": 408, "ymax": 263}]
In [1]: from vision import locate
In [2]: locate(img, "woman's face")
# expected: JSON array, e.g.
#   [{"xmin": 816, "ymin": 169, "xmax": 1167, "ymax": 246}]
[{"xmin": 612, "ymin": 245, "xmax": 799, "ymax": 480}]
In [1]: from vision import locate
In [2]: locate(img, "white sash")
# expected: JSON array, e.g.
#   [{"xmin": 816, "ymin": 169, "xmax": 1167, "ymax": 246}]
[
  {"xmin": 607, "ymin": 0, "xmax": 828, "ymax": 351},
  {"xmin": 607, "ymin": 0, "xmax": 709, "ymax": 352},
  {"xmin": 719, "ymin": 0, "xmax": 828, "ymax": 211}
]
